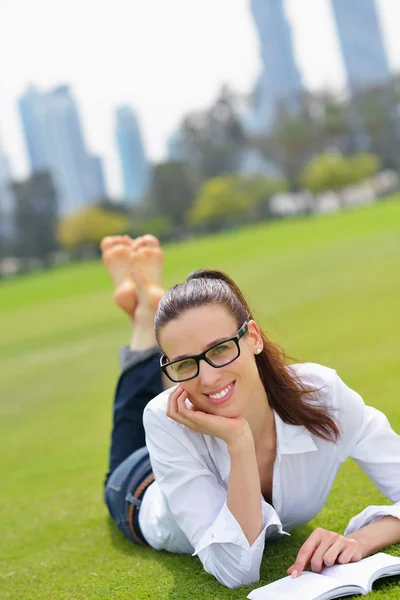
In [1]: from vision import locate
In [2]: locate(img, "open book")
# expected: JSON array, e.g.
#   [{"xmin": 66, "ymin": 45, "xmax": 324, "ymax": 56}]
[{"xmin": 247, "ymin": 553, "xmax": 400, "ymax": 600}]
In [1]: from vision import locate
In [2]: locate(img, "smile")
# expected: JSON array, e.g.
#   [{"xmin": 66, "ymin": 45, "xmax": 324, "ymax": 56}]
[
  {"xmin": 205, "ymin": 382, "xmax": 235, "ymax": 405},
  {"xmin": 209, "ymin": 384, "xmax": 233, "ymax": 399}
]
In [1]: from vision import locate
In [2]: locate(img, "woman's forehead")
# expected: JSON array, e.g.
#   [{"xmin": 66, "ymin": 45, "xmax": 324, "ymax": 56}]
[{"xmin": 159, "ymin": 305, "xmax": 237, "ymax": 355}]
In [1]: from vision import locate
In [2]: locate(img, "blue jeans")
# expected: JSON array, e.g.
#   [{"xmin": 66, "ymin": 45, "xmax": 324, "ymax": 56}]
[{"xmin": 104, "ymin": 352, "xmax": 162, "ymax": 545}]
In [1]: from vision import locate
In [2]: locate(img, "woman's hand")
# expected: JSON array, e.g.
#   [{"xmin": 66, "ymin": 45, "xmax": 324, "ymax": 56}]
[
  {"xmin": 166, "ymin": 384, "xmax": 251, "ymax": 447},
  {"xmin": 287, "ymin": 528, "xmax": 364, "ymax": 578}
]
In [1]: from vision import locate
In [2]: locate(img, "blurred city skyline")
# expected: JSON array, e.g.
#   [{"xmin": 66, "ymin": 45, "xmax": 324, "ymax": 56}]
[{"xmin": 2, "ymin": 0, "xmax": 400, "ymax": 197}]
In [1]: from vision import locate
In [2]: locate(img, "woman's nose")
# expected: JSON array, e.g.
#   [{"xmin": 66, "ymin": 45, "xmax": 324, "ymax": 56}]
[{"xmin": 198, "ymin": 360, "xmax": 222, "ymax": 388}]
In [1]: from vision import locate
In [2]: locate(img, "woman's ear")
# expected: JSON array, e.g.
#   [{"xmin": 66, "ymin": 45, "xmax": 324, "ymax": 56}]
[{"xmin": 246, "ymin": 319, "xmax": 263, "ymax": 354}]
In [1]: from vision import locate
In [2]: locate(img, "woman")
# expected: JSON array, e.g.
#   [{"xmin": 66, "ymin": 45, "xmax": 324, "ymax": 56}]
[{"xmin": 102, "ymin": 234, "xmax": 400, "ymax": 589}]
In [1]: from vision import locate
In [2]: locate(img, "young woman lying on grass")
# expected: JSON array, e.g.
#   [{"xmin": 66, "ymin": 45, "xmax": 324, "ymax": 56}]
[{"xmin": 101, "ymin": 234, "xmax": 400, "ymax": 589}]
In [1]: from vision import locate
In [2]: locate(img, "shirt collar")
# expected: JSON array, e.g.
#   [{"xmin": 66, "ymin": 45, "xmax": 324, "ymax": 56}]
[{"xmin": 274, "ymin": 410, "xmax": 318, "ymax": 457}]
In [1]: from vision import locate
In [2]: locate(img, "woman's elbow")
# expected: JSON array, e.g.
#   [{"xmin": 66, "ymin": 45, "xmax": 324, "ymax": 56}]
[{"xmin": 203, "ymin": 555, "xmax": 261, "ymax": 589}]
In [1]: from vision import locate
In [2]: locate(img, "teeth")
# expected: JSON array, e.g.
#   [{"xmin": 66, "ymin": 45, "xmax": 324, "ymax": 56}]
[{"xmin": 209, "ymin": 384, "xmax": 232, "ymax": 399}]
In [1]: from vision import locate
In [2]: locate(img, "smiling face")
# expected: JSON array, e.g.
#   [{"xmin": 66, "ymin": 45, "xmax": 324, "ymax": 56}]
[{"xmin": 158, "ymin": 303, "xmax": 267, "ymax": 418}]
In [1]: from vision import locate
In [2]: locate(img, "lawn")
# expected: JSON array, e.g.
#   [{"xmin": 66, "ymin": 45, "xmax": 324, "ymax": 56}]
[{"xmin": 0, "ymin": 197, "xmax": 399, "ymax": 599}]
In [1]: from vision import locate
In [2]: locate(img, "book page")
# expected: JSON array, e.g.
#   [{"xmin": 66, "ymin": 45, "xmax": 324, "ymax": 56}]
[
  {"xmin": 321, "ymin": 553, "xmax": 400, "ymax": 592},
  {"xmin": 247, "ymin": 571, "xmax": 350, "ymax": 600}
]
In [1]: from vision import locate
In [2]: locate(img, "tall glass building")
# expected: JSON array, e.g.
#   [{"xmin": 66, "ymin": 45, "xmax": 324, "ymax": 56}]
[
  {"xmin": 248, "ymin": 0, "xmax": 302, "ymax": 132},
  {"xmin": 19, "ymin": 85, "xmax": 106, "ymax": 214},
  {"xmin": 19, "ymin": 87, "xmax": 49, "ymax": 173},
  {"xmin": 331, "ymin": 0, "xmax": 391, "ymax": 88},
  {"xmin": 115, "ymin": 106, "xmax": 149, "ymax": 204}
]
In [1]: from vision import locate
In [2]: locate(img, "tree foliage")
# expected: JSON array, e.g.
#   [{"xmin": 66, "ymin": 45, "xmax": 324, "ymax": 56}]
[
  {"xmin": 301, "ymin": 152, "xmax": 380, "ymax": 194},
  {"xmin": 253, "ymin": 114, "xmax": 315, "ymax": 188},
  {"xmin": 348, "ymin": 152, "xmax": 380, "ymax": 184},
  {"xmin": 188, "ymin": 174, "xmax": 287, "ymax": 228},
  {"xmin": 301, "ymin": 153, "xmax": 353, "ymax": 194},
  {"xmin": 57, "ymin": 206, "xmax": 128, "ymax": 249},
  {"xmin": 13, "ymin": 172, "xmax": 59, "ymax": 260},
  {"xmin": 180, "ymin": 85, "xmax": 247, "ymax": 180},
  {"xmin": 146, "ymin": 160, "xmax": 201, "ymax": 226}
]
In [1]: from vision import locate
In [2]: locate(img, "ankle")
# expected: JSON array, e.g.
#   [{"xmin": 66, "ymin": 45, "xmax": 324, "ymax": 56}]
[{"xmin": 130, "ymin": 315, "xmax": 157, "ymax": 351}]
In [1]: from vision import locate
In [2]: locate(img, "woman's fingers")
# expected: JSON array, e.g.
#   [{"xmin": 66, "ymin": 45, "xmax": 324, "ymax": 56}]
[
  {"xmin": 336, "ymin": 539, "xmax": 360, "ymax": 564},
  {"xmin": 288, "ymin": 529, "xmax": 338, "ymax": 575},
  {"xmin": 167, "ymin": 386, "xmax": 186, "ymax": 420},
  {"xmin": 287, "ymin": 531, "xmax": 321, "ymax": 576},
  {"xmin": 167, "ymin": 386, "xmax": 204, "ymax": 431},
  {"xmin": 288, "ymin": 529, "xmax": 362, "ymax": 578},
  {"xmin": 311, "ymin": 534, "xmax": 343, "ymax": 572},
  {"xmin": 320, "ymin": 537, "xmax": 360, "ymax": 570}
]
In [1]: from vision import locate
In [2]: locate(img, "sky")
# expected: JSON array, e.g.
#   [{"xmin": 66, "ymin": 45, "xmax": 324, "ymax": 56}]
[{"xmin": 1, "ymin": 0, "xmax": 400, "ymax": 197}]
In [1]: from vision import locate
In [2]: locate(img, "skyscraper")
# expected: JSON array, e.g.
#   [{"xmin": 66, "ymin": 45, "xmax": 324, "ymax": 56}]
[
  {"xmin": 19, "ymin": 87, "xmax": 49, "ymax": 173},
  {"xmin": 248, "ymin": 0, "xmax": 302, "ymax": 132},
  {"xmin": 19, "ymin": 85, "xmax": 107, "ymax": 214},
  {"xmin": 115, "ymin": 106, "xmax": 149, "ymax": 204},
  {"xmin": 331, "ymin": 0, "xmax": 391, "ymax": 88}
]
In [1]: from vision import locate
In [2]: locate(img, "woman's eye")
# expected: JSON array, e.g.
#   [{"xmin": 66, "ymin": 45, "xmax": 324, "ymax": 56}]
[
  {"xmin": 176, "ymin": 360, "xmax": 195, "ymax": 372},
  {"xmin": 211, "ymin": 344, "xmax": 229, "ymax": 355}
]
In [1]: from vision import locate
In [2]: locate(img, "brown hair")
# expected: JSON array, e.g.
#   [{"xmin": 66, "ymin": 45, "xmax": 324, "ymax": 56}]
[{"xmin": 155, "ymin": 269, "xmax": 340, "ymax": 442}]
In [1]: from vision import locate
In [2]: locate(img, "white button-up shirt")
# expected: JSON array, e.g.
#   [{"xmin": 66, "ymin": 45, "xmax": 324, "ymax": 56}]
[{"xmin": 140, "ymin": 363, "xmax": 400, "ymax": 589}]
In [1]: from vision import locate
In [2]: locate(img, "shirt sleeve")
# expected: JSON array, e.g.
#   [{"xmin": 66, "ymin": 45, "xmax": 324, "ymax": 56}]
[
  {"xmin": 334, "ymin": 375, "xmax": 400, "ymax": 535},
  {"xmin": 143, "ymin": 403, "xmax": 285, "ymax": 588}
]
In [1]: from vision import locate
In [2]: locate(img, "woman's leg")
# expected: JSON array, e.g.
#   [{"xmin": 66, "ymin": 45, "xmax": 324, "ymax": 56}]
[{"xmin": 101, "ymin": 235, "xmax": 166, "ymax": 544}]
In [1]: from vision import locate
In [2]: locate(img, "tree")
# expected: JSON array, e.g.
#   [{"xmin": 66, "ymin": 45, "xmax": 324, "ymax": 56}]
[
  {"xmin": 188, "ymin": 174, "xmax": 286, "ymax": 229},
  {"xmin": 252, "ymin": 114, "xmax": 316, "ymax": 189},
  {"xmin": 180, "ymin": 85, "xmax": 247, "ymax": 180},
  {"xmin": 350, "ymin": 83, "xmax": 400, "ymax": 169},
  {"xmin": 146, "ymin": 160, "xmax": 201, "ymax": 226},
  {"xmin": 57, "ymin": 206, "xmax": 128, "ymax": 253},
  {"xmin": 12, "ymin": 172, "xmax": 59, "ymax": 261},
  {"xmin": 301, "ymin": 153, "xmax": 353, "ymax": 197},
  {"xmin": 311, "ymin": 91, "xmax": 351, "ymax": 154},
  {"xmin": 348, "ymin": 152, "xmax": 380, "ymax": 185}
]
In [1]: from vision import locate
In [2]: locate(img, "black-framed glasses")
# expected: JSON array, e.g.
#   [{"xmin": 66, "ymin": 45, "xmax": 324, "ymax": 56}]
[{"xmin": 160, "ymin": 321, "xmax": 249, "ymax": 383}]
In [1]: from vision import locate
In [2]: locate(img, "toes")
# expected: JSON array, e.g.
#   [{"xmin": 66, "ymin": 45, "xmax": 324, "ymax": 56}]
[
  {"xmin": 132, "ymin": 234, "xmax": 160, "ymax": 250},
  {"xmin": 100, "ymin": 236, "xmax": 115, "ymax": 252},
  {"xmin": 131, "ymin": 236, "xmax": 145, "ymax": 251},
  {"xmin": 142, "ymin": 234, "xmax": 160, "ymax": 248},
  {"xmin": 101, "ymin": 235, "xmax": 132, "ymax": 253}
]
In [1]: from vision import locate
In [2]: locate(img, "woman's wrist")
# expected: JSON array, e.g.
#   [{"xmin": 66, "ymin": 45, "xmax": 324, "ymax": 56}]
[
  {"xmin": 346, "ymin": 516, "xmax": 400, "ymax": 558},
  {"xmin": 227, "ymin": 423, "xmax": 254, "ymax": 456},
  {"xmin": 345, "ymin": 529, "xmax": 370, "ymax": 558}
]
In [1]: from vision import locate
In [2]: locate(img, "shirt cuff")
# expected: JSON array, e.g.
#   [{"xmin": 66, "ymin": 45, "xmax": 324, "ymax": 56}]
[
  {"xmin": 119, "ymin": 345, "xmax": 160, "ymax": 373},
  {"xmin": 344, "ymin": 502, "xmax": 400, "ymax": 536},
  {"xmin": 192, "ymin": 500, "xmax": 288, "ymax": 570}
]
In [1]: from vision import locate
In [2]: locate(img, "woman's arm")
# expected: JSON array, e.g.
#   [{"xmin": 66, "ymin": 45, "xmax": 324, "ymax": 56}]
[
  {"xmin": 289, "ymin": 374, "xmax": 400, "ymax": 577},
  {"xmin": 226, "ymin": 426, "xmax": 263, "ymax": 546},
  {"xmin": 168, "ymin": 385, "xmax": 265, "ymax": 546},
  {"xmin": 347, "ymin": 515, "xmax": 400, "ymax": 556}
]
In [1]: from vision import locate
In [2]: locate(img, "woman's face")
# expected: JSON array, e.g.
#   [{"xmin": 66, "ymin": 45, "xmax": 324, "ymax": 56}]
[{"xmin": 158, "ymin": 304, "xmax": 264, "ymax": 418}]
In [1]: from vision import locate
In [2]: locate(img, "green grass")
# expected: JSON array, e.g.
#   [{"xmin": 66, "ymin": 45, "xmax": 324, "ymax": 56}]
[{"xmin": 0, "ymin": 197, "xmax": 399, "ymax": 599}]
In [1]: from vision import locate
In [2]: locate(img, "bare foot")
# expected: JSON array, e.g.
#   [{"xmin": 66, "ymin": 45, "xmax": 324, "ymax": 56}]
[
  {"xmin": 101, "ymin": 235, "xmax": 137, "ymax": 316},
  {"xmin": 129, "ymin": 235, "xmax": 165, "ymax": 323}
]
